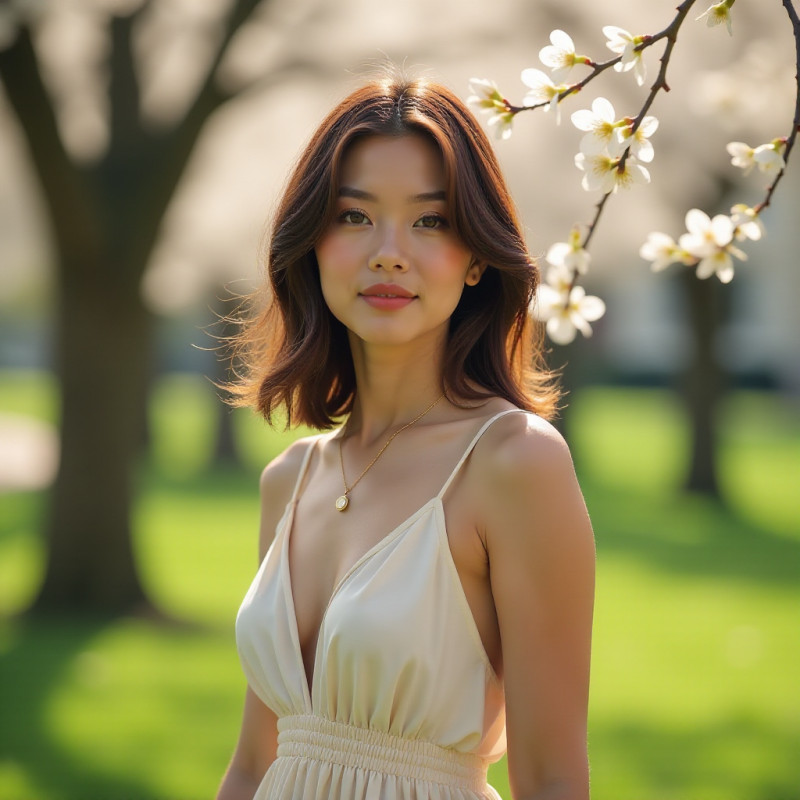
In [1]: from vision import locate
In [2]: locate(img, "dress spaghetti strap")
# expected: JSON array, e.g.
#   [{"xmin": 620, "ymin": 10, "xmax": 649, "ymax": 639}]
[
  {"xmin": 436, "ymin": 408, "xmax": 529, "ymax": 499},
  {"xmin": 288, "ymin": 436, "xmax": 321, "ymax": 504}
]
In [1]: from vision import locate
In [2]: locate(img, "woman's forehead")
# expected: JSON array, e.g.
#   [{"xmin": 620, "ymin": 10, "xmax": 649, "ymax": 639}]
[{"xmin": 337, "ymin": 134, "xmax": 446, "ymax": 197}]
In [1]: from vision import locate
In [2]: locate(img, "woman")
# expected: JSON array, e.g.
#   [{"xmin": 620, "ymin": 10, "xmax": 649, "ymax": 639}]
[{"xmin": 217, "ymin": 75, "xmax": 595, "ymax": 800}]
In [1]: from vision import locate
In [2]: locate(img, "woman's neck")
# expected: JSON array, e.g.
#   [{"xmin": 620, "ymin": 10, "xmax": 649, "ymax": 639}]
[{"xmin": 346, "ymin": 335, "xmax": 447, "ymax": 446}]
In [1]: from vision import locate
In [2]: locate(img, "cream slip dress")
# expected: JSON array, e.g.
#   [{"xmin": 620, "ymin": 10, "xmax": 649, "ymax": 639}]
[{"xmin": 236, "ymin": 410, "xmax": 526, "ymax": 800}]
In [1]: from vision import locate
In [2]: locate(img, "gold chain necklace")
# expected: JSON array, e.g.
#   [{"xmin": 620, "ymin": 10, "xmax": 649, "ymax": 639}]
[{"xmin": 335, "ymin": 394, "xmax": 444, "ymax": 512}]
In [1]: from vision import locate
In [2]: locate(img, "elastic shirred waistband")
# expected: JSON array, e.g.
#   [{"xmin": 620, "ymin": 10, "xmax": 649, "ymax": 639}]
[{"xmin": 276, "ymin": 714, "xmax": 490, "ymax": 791}]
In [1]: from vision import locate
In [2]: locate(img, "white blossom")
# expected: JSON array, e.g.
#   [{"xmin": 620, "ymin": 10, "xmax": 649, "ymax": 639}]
[
  {"xmin": 730, "ymin": 204, "xmax": 765, "ymax": 241},
  {"xmin": 679, "ymin": 209, "xmax": 746, "ymax": 283},
  {"xmin": 467, "ymin": 78, "xmax": 508, "ymax": 115},
  {"xmin": 603, "ymin": 25, "xmax": 647, "ymax": 86},
  {"xmin": 727, "ymin": 140, "xmax": 786, "ymax": 177},
  {"xmin": 486, "ymin": 111, "xmax": 515, "ymax": 141},
  {"xmin": 571, "ymin": 97, "xmax": 621, "ymax": 154},
  {"xmin": 694, "ymin": 248, "xmax": 741, "ymax": 283},
  {"xmin": 696, "ymin": 1, "xmax": 735, "ymax": 35},
  {"xmin": 616, "ymin": 115, "xmax": 659, "ymax": 163},
  {"xmin": 467, "ymin": 79, "xmax": 515, "ymax": 140},
  {"xmin": 574, "ymin": 137, "xmax": 650, "ymax": 194},
  {"xmin": 639, "ymin": 232, "xmax": 692, "ymax": 272},
  {"xmin": 726, "ymin": 141, "xmax": 757, "ymax": 174},
  {"xmin": 680, "ymin": 209, "xmax": 733, "ymax": 256},
  {"xmin": 532, "ymin": 266, "xmax": 606, "ymax": 345},
  {"xmin": 539, "ymin": 29, "xmax": 588, "ymax": 83},
  {"xmin": 753, "ymin": 141, "xmax": 786, "ymax": 177},
  {"xmin": 546, "ymin": 228, "xmax": 591, "ymax": 275},
  {"xmin": 521, "ymin": 68, "xmax": 568, "ymax": 123}
]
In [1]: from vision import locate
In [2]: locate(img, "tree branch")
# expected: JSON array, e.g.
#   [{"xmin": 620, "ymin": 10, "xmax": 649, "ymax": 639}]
[
  {"xmin": 108, "ymin": 9, "xmax": 144, "ymax": 159},
  {"xmin": 164, "ymin": 0, "xmax": 263, "ymax": 152},
  {"xmin": 505, "ymin": 0, "xmax": 701, "ymax": 114},
  {"xmin": 115, "ymin": 0, "xmax": 265, "ymax": 272},
  {"xmin": 0, "ymin": 24, "xmax": 99, "ymax": 264},
  {"xmin": 570, "ymin": 0, "xmax": 701, "ymax": 294},
  {"xmin": 579, "ymin": 0, "xmax": 700, "ymax": 264},
  {"xmin": 755, "ymin": 0, "xmax": 800, "ymax": 214}
]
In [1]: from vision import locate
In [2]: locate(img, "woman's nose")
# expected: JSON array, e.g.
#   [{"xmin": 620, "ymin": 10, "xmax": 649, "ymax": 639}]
[{"xmin": 368, "ymin": 226, "xmax": 409, "ymax": 272}]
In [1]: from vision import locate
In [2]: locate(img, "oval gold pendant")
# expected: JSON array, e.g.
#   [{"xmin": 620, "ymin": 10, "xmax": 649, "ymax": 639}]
[{"xmin": 335, "ymin": 495, "xmax": 350, "ymax": 512}]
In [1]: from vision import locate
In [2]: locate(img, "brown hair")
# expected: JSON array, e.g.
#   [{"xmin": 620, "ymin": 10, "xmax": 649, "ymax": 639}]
[{"xmin": 226, "ymin": 75, "xmax": 559, "ymax": 428}]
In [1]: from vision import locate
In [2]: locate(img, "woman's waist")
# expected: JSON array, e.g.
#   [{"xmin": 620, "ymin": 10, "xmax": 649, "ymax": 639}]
[{"xmin": 275, "ymin": 713, "xmax": 490, "ymax": 790}]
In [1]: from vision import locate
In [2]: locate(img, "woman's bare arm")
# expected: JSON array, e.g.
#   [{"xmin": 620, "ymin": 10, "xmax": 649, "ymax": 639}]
[
  {"xmin": 216, "ymin": 439, "xmax": 313, "ymax": 800},
  {"xmin": 216, "ymin": 688, "xmax": 280, "ymax": 800},
  {"xmin": 480, "ymin": 415, "xmax": 595, "ymax": 800}
]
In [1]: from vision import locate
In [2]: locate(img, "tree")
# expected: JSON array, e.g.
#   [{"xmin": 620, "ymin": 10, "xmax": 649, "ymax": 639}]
[{"xmin": 0, "ymin": 0, "xmax": 306, "ymax": 615}]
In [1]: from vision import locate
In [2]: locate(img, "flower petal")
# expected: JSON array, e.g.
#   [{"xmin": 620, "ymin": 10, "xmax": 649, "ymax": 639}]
[
  {"xmin": 571, "ymin": 109, "xmax": 596, "ymax": 131},
  {"xmin": 578, "ymin": 294, "xmax": 606, "ymax": 322},
  {"xmin": 638, "ymin": 116, "xmax": 659, "ymax": 137},
  {"xmin": 716, "ymin": 261, "xmax": 735, "ymax": 283},
  {"xmin": 709, "ymin": 214, "xmax": 734, "ymax": 246},
  {"xmin": 695, "ymin": 256, "xmax": 717, "ymax": 280},
  {"xmin": 550, "ymin": 29, "xmax": 575, "ymax": 51},
  {"xmin": 547, "ymin": 315, "xmax": 578, "ymax": 345},
  {"xmin": 685, "ymin": 208, "xmax": 711, "ymax": 235},
  {"xmin": 592, "ymin": 96, "xmax": 616, "ymax": 122},
  {"xmin": 546, "ymin": 242, "xmax": 570, "ymax": 267},
  {"xmin": 521, "ymin": 68, "xmax": 551, "ymax": 89}
]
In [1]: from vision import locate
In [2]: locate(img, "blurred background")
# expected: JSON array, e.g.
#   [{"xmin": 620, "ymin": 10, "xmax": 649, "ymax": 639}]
[{"xmin": 0, "ymin": 0, "xmax": 798, "ymax": 798}]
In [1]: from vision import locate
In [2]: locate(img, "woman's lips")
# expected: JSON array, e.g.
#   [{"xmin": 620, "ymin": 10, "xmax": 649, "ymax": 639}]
[
  {"xmin": 360, "ymin": 295, "xmax": 415, "ymax": 310},
  {"xmin": 359, "ymin": 284, "xmax": 416, "ymax": 310}
]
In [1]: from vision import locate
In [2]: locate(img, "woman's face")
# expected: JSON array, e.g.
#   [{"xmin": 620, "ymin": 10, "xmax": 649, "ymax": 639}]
[{"xmin": 315, "ymin": 134, "xmax": 482, "ymax": 354}]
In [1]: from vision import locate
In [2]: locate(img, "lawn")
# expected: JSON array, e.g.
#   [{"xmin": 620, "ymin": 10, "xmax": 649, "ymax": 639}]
[{"xmin": 0, "ymin": 370, "xmax": 798, "ymax": 800}]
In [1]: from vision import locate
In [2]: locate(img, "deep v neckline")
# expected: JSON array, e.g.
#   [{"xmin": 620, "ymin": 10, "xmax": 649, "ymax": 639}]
[
  {"xmin": 280, "ymin": 408, "xmax": 525, "ymax": 709},
  {"xmin": 282, "ymin": 493, "xmax": 441, "ymax": 709}
]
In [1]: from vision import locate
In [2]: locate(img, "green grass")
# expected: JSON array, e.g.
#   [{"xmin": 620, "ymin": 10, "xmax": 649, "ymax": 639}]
[{"xmin": 0, "ymin": 371, "xmax": 798, "ymax": 800}]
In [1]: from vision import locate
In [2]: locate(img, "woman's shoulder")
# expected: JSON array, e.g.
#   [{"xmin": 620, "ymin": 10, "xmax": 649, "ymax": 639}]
[
  {"xmin": 482, "ymin": 407, "xmax": 570, "ymax": 466},
  {"xmin": 470, "ymin": 405, "xmax": 577, "ymax": 509},
  {"xmin": 469, "ymin": 405, "xmax": 591, "ymax": 553},
  {"xmin": 258, "ymin": 431, "xmax": 330, "ymax": 505},
  {"xmin": 256, "ymin": 431, "xmax": 330, "ymax": 558}
]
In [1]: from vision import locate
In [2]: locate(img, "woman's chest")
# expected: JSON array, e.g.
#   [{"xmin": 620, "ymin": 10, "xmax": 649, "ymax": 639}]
[{"xmin": 288, "ymin": 477, "xmax": 502, "ymax": 683}]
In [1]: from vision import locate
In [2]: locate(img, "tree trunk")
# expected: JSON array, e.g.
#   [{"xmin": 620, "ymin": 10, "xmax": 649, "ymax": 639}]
[
  {"xmin": 33, "ymin": 254, "xmax": 154, "ymax": 615},
  {"xmin": 0, "ymin": 1, "xmax": 272, "ymax": 617},
  {"xmin": 680, "ymin": 269, "xmax": 725, "ymax": 497}
]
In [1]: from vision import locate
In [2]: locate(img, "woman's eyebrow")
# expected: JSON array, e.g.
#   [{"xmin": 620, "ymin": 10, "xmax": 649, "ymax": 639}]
[
  {"xmin": 339, "ymin": 187, "xmax": 376, "ymax": 201},
  {"xmin": 408, "ymin": 191, "xmax": 446, "ymax": 203},
  {"xmin": 337, "ymin": 187, "xmax": 446, "ymax": 203}
]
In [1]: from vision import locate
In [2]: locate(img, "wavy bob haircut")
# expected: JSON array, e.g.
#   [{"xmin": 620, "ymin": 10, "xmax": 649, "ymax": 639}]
[{"xmin": 227, "ymin": 76, "xmax": 559, "ymax": 428}]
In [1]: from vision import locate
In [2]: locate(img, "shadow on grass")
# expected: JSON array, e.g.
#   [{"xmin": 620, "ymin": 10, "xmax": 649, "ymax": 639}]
[
  {"xmin": 583, "ymin": 480, "xmax": 800, "ymax": 588},
  {"xmin": 0, "ymin": 617, "xmax": 160, "ymax": 800},
  {"xmin": 590, "ymin": 715, "xmax": 800, "ymax": 800}
]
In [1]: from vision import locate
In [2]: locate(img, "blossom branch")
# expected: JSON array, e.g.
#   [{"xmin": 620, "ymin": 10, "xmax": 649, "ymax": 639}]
[
  {"xmin": 625, "ymin": 0, "xmax": 699, "ymax": 137},
  {"xmin": 470, "ymin": 0, "xmax": 797, "ymax": 344},
  {"xmin": 580, "ymin": 192, "xmax": 613, "ymax": 252},
  {"xmin": 505, "ymin": 57, "xmax": 620, "ymax": 114},
  {"xmin": 506, "ymin": 0, "xmax": 700, "ymax": 116},
  {"xmin": 575, "ymin": 3, "xmax": 701, "ymax": 291},
  {"xmin": 755, "ymin": 0, "xmax": 800, "ymax": 215}
]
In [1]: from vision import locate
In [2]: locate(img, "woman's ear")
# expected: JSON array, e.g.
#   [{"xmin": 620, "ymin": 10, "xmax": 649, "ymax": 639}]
[{"xmin": 465, "ymin": 260, "xmax": 487, "ymax": 287}]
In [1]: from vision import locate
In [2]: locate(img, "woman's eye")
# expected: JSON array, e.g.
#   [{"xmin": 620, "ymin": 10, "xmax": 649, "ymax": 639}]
[
  {"xmin": 339, "ymin": 209, "xmax": 370, "ymax": 225},
  {"xmin": 415, "ymin": 213, "xmax": 448, "ymax": 230}
]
